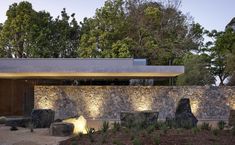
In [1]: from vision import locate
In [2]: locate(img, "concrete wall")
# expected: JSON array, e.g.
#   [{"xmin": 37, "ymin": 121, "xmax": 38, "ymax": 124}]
[{"xmin": 34, "ymin": 86, "xmax": 235, "ymax": 120}]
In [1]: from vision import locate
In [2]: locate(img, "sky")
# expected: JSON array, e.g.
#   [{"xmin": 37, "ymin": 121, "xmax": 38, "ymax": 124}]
[{"xmin": 0, "ymin": 0, "xmax": 234, "ymax": 31}]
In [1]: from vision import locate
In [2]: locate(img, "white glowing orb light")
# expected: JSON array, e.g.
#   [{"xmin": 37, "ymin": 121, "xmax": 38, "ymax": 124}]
[{"xmin": 63, "ymin": 115, "xmax": 87, "ymax": 134}]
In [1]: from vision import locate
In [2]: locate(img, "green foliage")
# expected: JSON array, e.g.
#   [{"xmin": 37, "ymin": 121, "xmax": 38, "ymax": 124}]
[
  {"xmin": 176, "ymin": 53, "xmax": 215, "ymax": 85},
  {"xmin": 217, "ymin": 121, "xmax": 226, "ymax": 130},
  {"xmin": 206, "ymin": 28, "xmax": 235, "ymax": 85},
  {"xmin": 200, "ymin": 122, "xmax": 211, "ymax": 131},
  {"xmin": 102, "ymin": 121, "xmax": 110, "ymax": 133},
  {"xmin": 0, "ymin": 2, "xmax": 80, "ymax": 58},
  {"xmin": 132, "ymin": 137, "xmax": 142, "ymax": 145}
]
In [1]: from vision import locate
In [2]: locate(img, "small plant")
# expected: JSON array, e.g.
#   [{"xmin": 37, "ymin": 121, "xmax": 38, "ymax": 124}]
[
  {"xmin": 112, "ymin": 140, "xmax": 124, "ymax": 145},
  {"xmin": 86, "ymin": 128, "xmax": 95, "ymax": 143},
  {"xmin": 217, "ymin": 120, "xmax": 226, "ymax": 130},
  {"xmin": 70, "ymin": 138, "xmax": 78, "ymax": 145},
  {"xmin": 10, "ymin": 125, "xmax": 18, "ymax": 131},
  {"xmin": 154, "ymin": 121, "xmax": 165, "ymax": 130},
  {"xmin": 200, "ymin": 122, "xmax": 211, "ymax": 131},
  {"xmin": 212, "ymin": 128, "xmax": 219, "ymax": 136},
  {"xmin": 159, "ymin": 123, "xmax": 168, "ymax": 134},
  {"xmin": 78, "ymin": 132, "xmax": 83, "ymax": 138},
  {"xmin": 113, "ymin": 121, "xmax": 121, "ymax": 132},
  {"xmin": 178, "ymin": 120, "xmax": 193, "ymax": 129},
  {"xmin": 146, "ymin": 125, "xmax": 155, "ymax": 134},
  {"xmin": 101, "ymin": 133, "xmax": 108, "ymax": 144},
  {"xmin": 176, "ymin": 128, "xmax": 183, "ymax": 134},
  {"xmin": 232, "ymin": 126, "xmax": 235, "ymax": 136},
  {"xmin": 132, "ymin": 137, "xmax": 142, "ymax": 145},
  {"xmin": 28, "ymin": 122, "xmax": 34, "ymax": 133},
  {"xmin": 191, "ymin": 127, "xmax": 200, "ymax": 134},
  {"xmin": 165, "ymin": 117, "xmax": 177, "ymax": 129},
  {"xmin": 0, "ymin": 116, "xmax": 7, "ymax": 124},
  {"xmin": 153, "ymin": 134, "xmax": 161, "ymax": 145},
  {"xmin": 102, "ymin": 121, "xmax": 109, "ymax": 133}
]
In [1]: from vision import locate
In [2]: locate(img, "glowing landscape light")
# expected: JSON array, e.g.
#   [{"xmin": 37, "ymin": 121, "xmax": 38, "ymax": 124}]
[{"xmin": 63, "ymin": 115, "xmax": 87, "ymax": 134}]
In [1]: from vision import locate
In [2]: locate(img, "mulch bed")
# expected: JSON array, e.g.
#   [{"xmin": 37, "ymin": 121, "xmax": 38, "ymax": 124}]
[{"xmin": 60, "ymin": 128, "xmax": 235, "ymax": 145}]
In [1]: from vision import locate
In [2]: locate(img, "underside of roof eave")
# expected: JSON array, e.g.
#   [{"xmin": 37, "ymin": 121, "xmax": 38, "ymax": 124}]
[{"xmin": 0, "ymin": 71, "xmax": 184, "ymax": 79}]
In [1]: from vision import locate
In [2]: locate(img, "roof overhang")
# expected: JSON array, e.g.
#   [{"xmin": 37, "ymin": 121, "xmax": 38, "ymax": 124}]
[{"xmin": 0, "ymin": 58, "xmax": 184, "ymax": 79}]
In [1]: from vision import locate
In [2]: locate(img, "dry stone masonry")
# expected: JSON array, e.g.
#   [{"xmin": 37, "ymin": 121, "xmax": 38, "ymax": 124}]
[{"xmin": 34, "ymin": 86, "xmax": 235, "ymax": 120}]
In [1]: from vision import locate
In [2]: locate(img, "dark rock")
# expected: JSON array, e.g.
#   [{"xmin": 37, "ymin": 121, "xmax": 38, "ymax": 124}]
[
  {"xmin": 229, "ymin": 110, "xmax": 235, "ymax": 126},
  {"xmin": 31, "ymin": 109, "xmax": 55, "ymax": 128},
  {"xmin": 175, "ymin": 98, "xmax": 198, "ymax": 128},
  {"xmin": 49, "ymin": 122, "xmax": 74, "ymax": 136},
  {"xmin": 120, "ymin": 111, "xmax": 158, "ymax": 128},
  {"xmin": 5, "ymin": 117, "xmax": 31, "ymax": 128}
]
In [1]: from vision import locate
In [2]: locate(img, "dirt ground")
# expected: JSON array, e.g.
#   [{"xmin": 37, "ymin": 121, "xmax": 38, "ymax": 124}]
[{"xmin": 0, "ymin": 125, "xmax": 70, "ymax": 145}]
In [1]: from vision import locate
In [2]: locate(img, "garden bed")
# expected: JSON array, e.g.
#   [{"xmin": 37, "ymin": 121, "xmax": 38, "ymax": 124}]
[{"xmin": 60, "ymin": 122, "xmax": 235, "ymax": 145}]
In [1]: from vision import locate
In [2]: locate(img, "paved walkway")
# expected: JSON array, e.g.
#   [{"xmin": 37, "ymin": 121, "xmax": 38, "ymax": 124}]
[{"xmin": 0, "ymin": 125, "xmax": 69, "ymax": 145}]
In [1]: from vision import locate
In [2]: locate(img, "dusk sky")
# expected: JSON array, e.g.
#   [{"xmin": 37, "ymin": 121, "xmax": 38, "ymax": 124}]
[{"xmin": 0, "ymin": 0, "xmax": 234, "ymax": 31}]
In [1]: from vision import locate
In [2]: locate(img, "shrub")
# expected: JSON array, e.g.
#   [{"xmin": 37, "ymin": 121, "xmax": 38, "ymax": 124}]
[
  {"xmin": 200, "ymin": 122, "xmax": 211, "ymax": 131},
  {"xmin": 0, "ymin": 116, "xmax": 7, "ymax": 124},
  {"xmin": 212, "ymin": 128, "xmax": 219, "ymax": 136},
  {"xmin": 217, "ymin": 121, "xmax": 226, "ymax": 130},
  {"xmin": 132, "ymin": 137, "xmax": 142, "ymax": 145},
  {"xmin": 102, "ymin": 121, "xmax": 109, "ymax": 133}
]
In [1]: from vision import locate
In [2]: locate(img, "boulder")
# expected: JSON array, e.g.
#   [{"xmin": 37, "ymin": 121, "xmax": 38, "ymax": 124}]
[
  {"xmin": 31, "ymin": 109, "xmax": 55, "ymax": 128},
  {"xmin": 120, "ymin": 111, "xmax": 158, "ymax": 128},
  {"xmin": 229, "ymin": 110, "xmax": 235, "ymax": 126},
  {"xmin": 175, "ymin": 98, "xmax": 198, "ymax": 128},
  {"xmin": 49, "ymin": 122, "xmax": 74, "ymax": 136},
  {"xmin": 5, "ymin": 117, "xmax": 31, "ymax": 127},
  {"xmin": 0, "ymin": 116, "xmax": 7, "ymax": 124}
]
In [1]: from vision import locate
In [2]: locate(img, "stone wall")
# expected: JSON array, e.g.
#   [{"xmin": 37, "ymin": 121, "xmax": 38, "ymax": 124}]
[{"xmin": 34, "ymin": 86, "xmax": 235, "ymax": 120}]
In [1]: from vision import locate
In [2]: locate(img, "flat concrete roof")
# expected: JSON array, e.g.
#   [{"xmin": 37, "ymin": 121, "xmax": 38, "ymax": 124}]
[{"xmin": 0, "ymin": 58, "xmax": 184, "ymax": 79}]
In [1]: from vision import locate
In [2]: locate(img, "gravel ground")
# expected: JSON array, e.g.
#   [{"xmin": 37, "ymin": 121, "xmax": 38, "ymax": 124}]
[{"xmin": 0, "ymin": 125, "xmax": 70, "ymax": 145}]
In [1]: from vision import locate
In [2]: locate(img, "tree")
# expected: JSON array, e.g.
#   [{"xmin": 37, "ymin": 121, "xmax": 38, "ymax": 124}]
[
  {"xmin": 79, "ymin": 0, "xmax": 131, "ymax": 58},
  {"xmin": 79, "ymin": 0, "xmax": 204, "ymax": 64},
  {"xmin": 0, "ymin": 2, "xmax": 37, "ymax": 58},
  {"xmin": 206, "ymin": 28, "xmax": 235, "ymax": 85},
  {"xmin": 0, "ymin": 2, "xmax": 80, "ymax": 58},
  {"xmin": 176, "ymin": 53, "xmax": 215, "ymax": 85}
]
